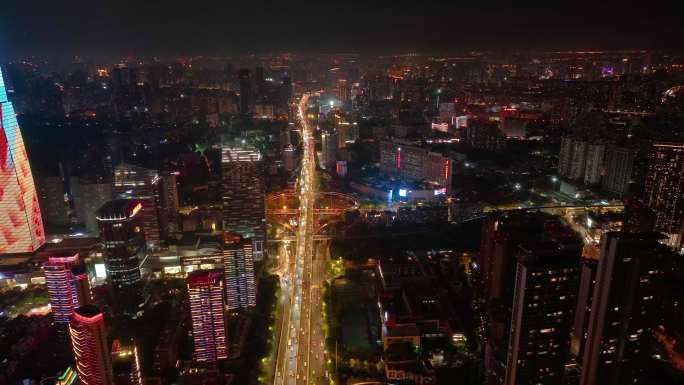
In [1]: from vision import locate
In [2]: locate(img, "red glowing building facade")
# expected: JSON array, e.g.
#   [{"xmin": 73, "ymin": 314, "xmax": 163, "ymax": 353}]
[
  {"xmin": 0, "ymin": 67, "xmax": 45, "ymax": 254},
  {"xmin": 69, "ymin": 305, "xmax": 114, "ymax": 385}
]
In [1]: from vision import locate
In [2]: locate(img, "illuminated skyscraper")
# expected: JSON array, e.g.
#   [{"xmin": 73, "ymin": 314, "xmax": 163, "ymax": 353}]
[
  {"xmin": 187, "ymin": 270, "xmax": 228, "ymax": 362},
  {"xmin": 221, "ymin": 146, "xmax": 266, "ymax": 258},
  {"xmin": 337, "ymin": 79, "xmax": 350, "ymax": 103},
  {"xmin": 44, "ymin": 252, "xmax": 91, "ymax": 324},
  {"xmin": 0, "ymin": 67, "xmax": 45, "ymax": 254},
  {"xmin": 643, "ymin": 143, "xmax": 684, "ymax": 248},
  {"xmin": 114, "ymin": 164, "xmax": 163, "ymax": 248},
  {"xmin": 69, "ymin": 305, "xmax": 114, "ymax": 385},
  {"xmin": 96, "ymin": 200, "xmax": 144, "ymax": 290},
  {"xmin": 480, "ymin": 211, "xmax": 582, "ymax": 385},
  {"xmin": 223, "ymin": 233, "xmax": 256, "ymax": 311}
]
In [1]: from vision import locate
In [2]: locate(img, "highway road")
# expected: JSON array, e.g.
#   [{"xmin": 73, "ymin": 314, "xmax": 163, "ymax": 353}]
[{"xmin": 274, "ymin": 93, "xmax": 328, "ymax": 385}]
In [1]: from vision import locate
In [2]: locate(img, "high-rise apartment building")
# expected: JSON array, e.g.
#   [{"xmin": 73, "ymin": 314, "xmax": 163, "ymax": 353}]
[
  {"xmin": 96, "ymin": 200, "xmax": 144, "ymax": 290},
  {"xmin": 187, "ymin": 270, "xmax": 228, "ymax": 362},
  {"xmin": 221, "ymin": 146, "xmax": 265, "ymax": 258},
  {"xmin": 575, "ymin": 232, "xmax": 672, "ymax": 385},
  {"xmin": 643, "ymin": 143, "xmax": 684, "ymax": 248},
  {"xmin": 44, "ymin": 252, "xmax": 91, "ymax": 324},
  {"xmin": 503, "ymin": 233, "xmax": 582, "ymax": 385},
  {"xmin": 239, "ymin": 69, "xmax": 253, "ymax": 114},
  {"xmin": 223, "ymin": 233, "xmax": 256, "ymax": 311},
  {"xmin": 481, "ymin": 211, "xmax": 582, "ymax": 385},
  {"xmin": 559, "ymin": 137, "xmax": 634, "ymax": 197},
  {"xmin": 569, "ymin": 140, "xmax": 588, "ymax": 180},
  {"xmin": 558, "ymin": 137, "xmax": 574, "ymax": 178},
  {"xmin": 583, "ymin": 144, "xmax": 605, "ymax": 185},
  {"xmin": 601, "ymin": 145, "xmax": 634, "ymax": 197},
  {"xmin": 69, "ymin": 305, "xmax": 114, "ymax": 385},
  {"xmin": 0, "ymin": 66, "xmax": 45, "ymax": 254},
  {"xmin": 114, "ymin": 163, "xmax": 163, "ymax": 247},
  {"xmin": 321, "ymin": 131, "xmax": 337, "ymax": 171}
]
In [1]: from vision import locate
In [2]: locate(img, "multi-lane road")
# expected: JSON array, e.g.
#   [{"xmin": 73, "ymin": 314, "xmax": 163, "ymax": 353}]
[{"xmin": 273, "ymin": 93, "xmax": 328, "ymax": 385}]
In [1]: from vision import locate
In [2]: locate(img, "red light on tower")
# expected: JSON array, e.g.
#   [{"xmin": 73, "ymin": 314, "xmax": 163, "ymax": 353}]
[{"xmin": 69, "ymin": 305, "xmax": 114, "ymax": 385}]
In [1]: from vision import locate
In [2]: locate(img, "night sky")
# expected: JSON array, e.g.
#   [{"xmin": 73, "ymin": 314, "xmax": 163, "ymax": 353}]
[{"xmin": 1, "ymin": 0, "xmax": 682, "ymax": 57}]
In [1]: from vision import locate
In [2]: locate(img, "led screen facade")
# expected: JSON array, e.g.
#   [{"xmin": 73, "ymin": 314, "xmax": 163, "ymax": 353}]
[{"xmin": 0, "ymin": 67, "xmax": 45, "ymax": 254}]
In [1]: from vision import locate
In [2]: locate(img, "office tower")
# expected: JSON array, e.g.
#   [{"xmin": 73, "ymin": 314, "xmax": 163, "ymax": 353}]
[
  {"xmin": 36, "ymin": 175, "xmax": 69, "ymax": 226},
  {"xmin": 187, "ymin": 270, "xmax": 228, "ymax": 362},
  {"xmin": 223, "ymin": 233, "xmax": 256, "ymax": 311},
  {"xmin": 643, "ymin": 143, "xmax": 684, "ymax": 248},
  {"xmin": 283, "ymin": 145, "xmax": 295, "ymax": 172},
  {"xmin": 576, "ymin": 232, "xmax": 673, "ymax": 385},
  {"xmin": 160, "ymin": 172, "xmax": 180, "ymax": 233},
  {"xmin": 114, "ymin": 163, "xmax": 163, "ymax": 247},
  {"xmin": 481, "ymin": 211, "xmax": 582, "ymax": 385},
  {"xmin": 280, "ymin": 76, "xmax": 293, "ymax": 107},
  {"xmin": 44, "ymin": 252, "xmax": 91, "ymax": 324},
  {"xmin": 337, "ymin": 79, "xmax": 350, "ymax": 103},
  {"xmin": 583, "ymin": 144, "xmax": 605, "ymax": 185},
  {"xmin": 601, "ymin": 145, "xmax": 634, "ymax": 197},
  {"xmin": 69, "ymin": 305, "xmax": 114, "ymax": 385},
  {"xmin": 96, "ymin": 200, "xmax": 144, "ymax": 290},
  {"xmin": 221, "ymin": 146, "xmax": 266, "ymax": 258},
  {"xmin": 111, "ymin": 340, "xmax": 143, "ymax": 385},
  {"xmin": 0, "ymin": 66, "xmax": 45, "ymax": 254},
  {"xmin": 71, "ymin": 175, "xmax": 113, "ymax": 236},
  {"xmin": 337, "ymin": 122, "xmax": 359, "ymax": 148},
  {"xmin": 238, "ymin": 69, "xmax": 253, "ymax": 114},
  {"xmin": 321, "ymin": 131, "xmax": 337, "ymax": 171}
]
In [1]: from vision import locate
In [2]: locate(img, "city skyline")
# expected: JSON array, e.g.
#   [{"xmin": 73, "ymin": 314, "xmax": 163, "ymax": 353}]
[{"xmin": 1, "ymin": 6, "xmax": 684, "ymax": 385}]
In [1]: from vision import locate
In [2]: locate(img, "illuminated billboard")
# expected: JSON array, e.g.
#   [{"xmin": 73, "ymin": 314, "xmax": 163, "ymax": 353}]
[{"xmin": 0, "ymin": 67, "xmax": 45, "ymax": 254}]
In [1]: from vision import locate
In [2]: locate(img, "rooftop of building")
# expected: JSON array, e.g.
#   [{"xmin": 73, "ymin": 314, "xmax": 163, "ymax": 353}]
[
  {"xmin": 221, "ymin": 146, "xmax": 262, "ymax": 163},
  {"xmin": 96, "ymin": 199, "xmax": 143, "ymax": 220},
  {"xmin": 74, "ymin": 304, "xmax": 102, "ymax": 319},
  {"xmin": 186, "ymin": 269, "xmax": 223, "ymax": 286}
]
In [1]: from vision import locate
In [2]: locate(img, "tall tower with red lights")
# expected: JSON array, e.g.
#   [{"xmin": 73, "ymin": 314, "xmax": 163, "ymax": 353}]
[
  {"xmin": 0, "ymin": 66, "xmax": 45, "ymax": 254},
  {"xmin": 187, "ymin": 269, "xmax": 228, "ymax": 362},
  {"xmin": 69, "ymin": 305, "xmax": 114, "ymax": 385}
]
